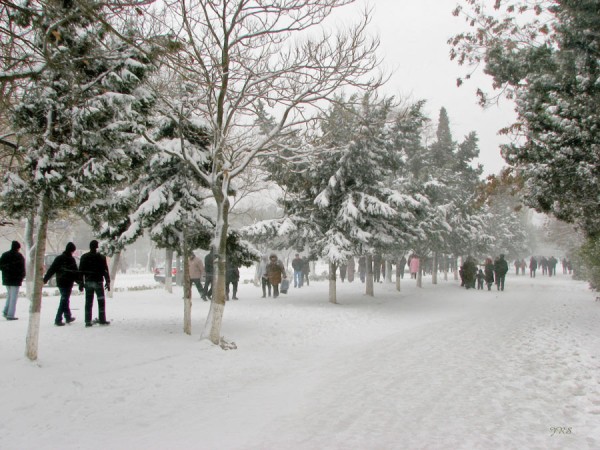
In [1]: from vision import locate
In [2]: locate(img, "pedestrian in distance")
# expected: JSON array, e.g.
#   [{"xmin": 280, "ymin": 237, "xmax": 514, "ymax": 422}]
[
  {"xmin": 225, "ymin": 258, "xmax": 240, "ymax": 300},
  {"xmin": 529, "ymin": 256, "xmax": 538, "ymax": 278},
  {"xmin": 291, "ymin": 253, "xmax": 304, "ymax": 288},
  {"xmin": 266, "ymin": 254, "xmax": 286, "ymax": 298},
  {"xmin": 78, "ymin": 240, "xmax": 111, "ymax": 327},
  {"xmin": 494, "ymin": 254, "xmax": 509, "ymax": 291},
  {"xmin": 204, "ymin": 249, "xmax": 215, "ymax": 300},
  {"xmin": 43, "ymin": 242, "xmax": 81, "ymax": 326},
  {"xmin": 188, "ymin": 252, "xmax": 205, "ymax": 299},
  {"xmin": 484, "ymin": 258, "xmax": 495, "ymax": 291},
  {"xmin": 302, "ymin": 256, "xmax": 311, "ymax": 286},
  {"xmin": 0, "ymin": 241, "xmax": 26, "ymax": 321},
  {"xmin": 339, "ymin": 262, "xmax": 347, "ymax": 282},
  {"xmin": 476, "ymin": 268, "xmax": 485, "ymax": 290},
  {"xmin": 409, "ymin": 254, "xmax": 420, "ymax": 280},
  {"xmin": 258, "ymin": 254, "xmax": 272, "ymax": 298}
]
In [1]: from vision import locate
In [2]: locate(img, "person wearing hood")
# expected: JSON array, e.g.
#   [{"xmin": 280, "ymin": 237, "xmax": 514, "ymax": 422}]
[
  {"xmin": 0, "ymin": 241, "xmax": 26, "ymax": 320},
  {"xmin": 43, "ymin": 242, "xmax": 81, "ymax": 326},
  {"xmin": 78, "ymin": 240, "xmax": 110, "ymax": 327}
]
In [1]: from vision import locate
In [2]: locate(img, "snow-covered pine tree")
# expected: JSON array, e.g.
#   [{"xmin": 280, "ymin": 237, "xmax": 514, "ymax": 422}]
[
  {"xmin": 0, "ymin": 1, "xmax": 156, "ymax": 360},
  {"xmin": 246, "ymin": 94, "xmax": 406, "ymax": 303}
]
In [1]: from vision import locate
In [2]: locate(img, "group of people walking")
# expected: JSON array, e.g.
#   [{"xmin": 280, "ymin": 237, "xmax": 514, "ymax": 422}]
[
  {"xmin": 1, "ymin": 240, "xmax": 111, "ymax": 327},
  {"xmin": 516, "ymin": 256, "xmax": 570, "ymax": 278},
  {"xmin": 461, "ymin": 254, "xmax": 509, "ymax": 291},
  {"xmin": 258, "ymin": 254, "xmax": 289, "ymax": 298},
  {"xmin": 189, "ymin": 250, "xmax": 241, "ymax": 301}
]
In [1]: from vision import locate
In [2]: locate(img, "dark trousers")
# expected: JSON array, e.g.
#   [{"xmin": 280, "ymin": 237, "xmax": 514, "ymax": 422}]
[
  {"xmin": 495, "ymin": 274, "xmax": 506, "ymax": 291},
  {"xmin": 226, "ymin": 281, "xmax": 238, "ymax": 299},
  {"xmin": 85, "ymin": 281, "xmax": 106, "ymax": 323},
  {"xmin": 56, "ymin": 286, "xmax": 74, "ymax": 323},
  {"xmin": 204, "ymin": 274, "xmax": 213, "ymax": 299},
  {"xmin": 191, "ymin": 278, "xmax": 204, "ymax": 297},
  {"xmin": 261, "ymin": 277, "xmax": 271, "ymax": 297}
]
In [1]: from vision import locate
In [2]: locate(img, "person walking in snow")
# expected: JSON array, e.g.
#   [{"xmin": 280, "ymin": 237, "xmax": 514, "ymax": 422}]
[
  {"xmin": 43, "ymin": 242, "xmax": 81, "ymax": 326},
  {"xmin": 398, "ymin": 255, "xmax": 407, "ymax": 279},
  {"xmin": 266, "ymin": 254, "xmax": 286, "ymax": 298},
  {"xmin": 203, "ymin": 249, "xmax": 215, "ymax": 300},
  {"xmin": 302, "ymin": 256, "xmax": 311, "ymax": 286},
  {"xmin": 358, "ymin": 256, "xmax": 366, "ymax": 283},
  {"xmin": 409, "ymin": 254, "xmax": 420, "ymax": 279},
  {"xmin": 0, "ymin": 241, "xmax": 26, "ymax": 321},
  {"xmin": 461, "ymin": 256, "xmax": 477, "ymax": 289},
  {"xmin": 484, "ymin": 258, "xmax": 495, "ymax": 291},
  {"xmin": 225, "ymin": 258, "xmax": 240, "ymax": 300},
  {"xmin": 258, "ymin": 254, "xmax": 272, "ymax": 298},
  {"xmin": 291, "ymin": 253, "xmax": 304, "ymax": 288},
  {"xmin": 339, "ymin": 262, "xmax": 347, "ymax": 282},
  {"xmin": 529, "ymin": 256, "xmax": 538, "ymax": 278},
  {"xmin": 494, "ymin": 254, "xmax": 509, "ymax": 291},
  {"xmin": 476, "ymin": 268, "xmax": 485, "ymax": 290},
  {"xmin": 78, "ymin": 240, "xmax": 110, "ymax": 327},
  {"xmin": 189, "ymin": 252, "xmax": 205, "ymax": 299}
]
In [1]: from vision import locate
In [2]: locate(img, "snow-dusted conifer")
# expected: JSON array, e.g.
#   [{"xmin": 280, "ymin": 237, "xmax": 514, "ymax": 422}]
[{"xmin": 0, "ymin": 1, "xmax": 156, "ymax": 360}]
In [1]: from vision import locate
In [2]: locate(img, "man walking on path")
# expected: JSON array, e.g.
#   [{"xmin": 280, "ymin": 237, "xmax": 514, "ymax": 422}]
[
  {"xmin": 292, "ymin": 253, "xmax": 303, "ymax": 288},
  {"xmin": 78, "ymin": 240, "xmax": 111, "ymax": 327},
  {"xmin": 494, "ymin": 254, "xmax": 509, "ymax": 291},
  {"xmin": 189, "ymin": 253, "xmax": 205, "ymax": 298},
  {"xmin": 0, "ymin": 241, "xmax": 25, "ymax": 320},
  {"xmin": 43, "ymin": 242, "xmax": 81, "ymax": 326}
]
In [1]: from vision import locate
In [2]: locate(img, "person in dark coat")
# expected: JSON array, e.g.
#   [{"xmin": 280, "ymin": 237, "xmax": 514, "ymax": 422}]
[
  {"xmin": 302, "ymin": 256, "xmax": 310, "ymax": 286},
  {"xmin": 398, "ymin": 255, "xmax": 407, "ymax": 279},
  {"xmin": 461, "ymin": 256, "xmax": 477, "ymax": 289},
  {"xmin": 203, "ymin": 249, "xmax": 215, "ymax": 300},
  {"xmin": 291, "ymin": 253, "xmax": 304, "ymax": 288},
  {"xmin": 494, "ymin": 254, "xmax": 509, "ymax": 291},
  {"xmin": 484, "ymin": 258, "xmax": 495, "ymax": 291},
  {"xmin": 0, "ymin": 241, "xmax": 26, "ymax": 320},
  {"xmin": 476, "ymin": 269, "xmax": 485, "ymax": 290},
  {"xmin": 43, "ymin": 242, "xmax": 81, "ymax": 326},
  {"xmin": 339, "ymin": 263, "xmax": 347, "ymax": 282},
  {"xmin": 78, "ymin": 240, "xmax": 110, "ymax": 327},
  {"xmin": 225, "ymin": 259, "xmax": 240, "ymax": 300},
  {"xmin": 373, "ymin": 254, "xmax": 382, "ymax": 282},
  {"xmin": 358, "ymin": 256, "xmax": 366, "ymax": 283},
  {"xmin": 529, "ymin": 256, "xmax": 538, "ymax": 278}
]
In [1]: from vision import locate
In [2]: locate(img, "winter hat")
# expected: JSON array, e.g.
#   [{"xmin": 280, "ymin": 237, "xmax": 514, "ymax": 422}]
[
  {"xmin": 90, "ymin": 240, "xmax": 99, "ymax": 250},
  {"xmin": 11, "ymin": 241, "xmax": 20, "ymax": 251},
  {"xmin": 65, "ymin": 242, "xmax": 76, "ymax": 253}
]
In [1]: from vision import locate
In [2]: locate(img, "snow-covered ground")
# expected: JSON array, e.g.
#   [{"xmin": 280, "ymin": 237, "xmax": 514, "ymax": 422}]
[{"xmin": 1, "ymin": 269, "xmax": 599, "ymax": 450}]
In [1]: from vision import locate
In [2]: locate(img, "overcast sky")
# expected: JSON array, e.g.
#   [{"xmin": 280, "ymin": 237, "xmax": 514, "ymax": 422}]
[{"xmin": 330, "ymin": 0, "xmax": 517, "ymax": 176}]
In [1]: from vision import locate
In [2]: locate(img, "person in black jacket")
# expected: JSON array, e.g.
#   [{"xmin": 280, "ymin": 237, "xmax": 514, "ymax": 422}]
[
  {"xmin": 0, "ymin": 241, "xmax": 26, "ymax": 320},
  {"xmin": 78, "ymin": 240, "xmax": 110, "ymax": 327},
  {"xmin": 43, "ymin": 242, "xmax": 81, "ymax": 326},
  {"xmin": 203, "ymin": 249, "xmax": 215, "ymax": 300},
  {"xmin": 494, "ymin": 254, "xmax": 509, "ymax": 291}
]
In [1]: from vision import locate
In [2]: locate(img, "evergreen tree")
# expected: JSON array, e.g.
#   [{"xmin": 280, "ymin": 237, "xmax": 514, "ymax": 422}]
[{"xmin": 0, "ymin": 1, "xmax": 157, "ymax": 360}]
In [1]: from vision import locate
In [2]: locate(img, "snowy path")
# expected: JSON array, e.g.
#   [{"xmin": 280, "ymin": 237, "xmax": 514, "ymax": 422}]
[{"xmin": 1, "ymin": 272, "xmax": 599, "ymax": 449}]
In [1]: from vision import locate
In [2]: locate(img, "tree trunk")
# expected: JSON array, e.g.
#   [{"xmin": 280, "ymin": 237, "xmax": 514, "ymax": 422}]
[
  {"xmin": 417, "ymin": 265, "xmax": 423, "ymax": 288},
  {"xmin": 165, "ymin": 248, "xmax": 173, "ymax": 293},
  {"xmin": 108, "ymin": 251, "xmax": 121, "ymax": 299},
  {"xmin": 443, "ymin": 254, "xmax": 449, "ymax": 281},
  {"xmin": 365, "ymin": 254, "xmax": 374, "ymax": 296},
  {"xmin": 328, "ymin": 261, "xmax": 337, "ymax": 304},
  {"xmin": 24, "ymin": 214, "xmax": 35, "ymax": 299},
  {"xmin": 453, "ymin": 255, "xmax": 459, "ymax": 280},
  {"xmin": 182, "ymin": 229, "xmax": 192, "ymax": 335},
  {"xmin": 385, "ymin": 260, "xmax": 392, "ymax": 283},
  {"xmin": 395, "ymin": 258, "xmax": 401, "ymax": 292},
  {"xmin": 25, "ymin": 194, "xmax": 50, "ymax": 361},
  {"xmin": 203, "ymin": 174, "xmax": 231, "ymax": 345},
  {"xmin": 432, "ymin": 252, "xmax": 438, "ymax": 285}
]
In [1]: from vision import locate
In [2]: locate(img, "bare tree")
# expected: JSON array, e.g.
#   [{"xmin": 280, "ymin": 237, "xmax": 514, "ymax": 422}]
[{"xmin": 151, "ymin": 0, "xmax": 383, "ymax": 345}]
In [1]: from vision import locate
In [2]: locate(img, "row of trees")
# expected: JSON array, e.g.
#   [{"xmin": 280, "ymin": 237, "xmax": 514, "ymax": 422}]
[
  {"xmin": 0, "ymin": 0, "xmax": 388, "ymax": 360},
  {"xmin": 243, "ymin": 96, "xmax": 530, "ymax": 303},
  {"xmin": 451, "ymin": 0, "xmax": 600, "ymax": 289}
]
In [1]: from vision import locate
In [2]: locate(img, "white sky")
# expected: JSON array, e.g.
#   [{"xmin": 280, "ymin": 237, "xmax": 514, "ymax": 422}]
[{"xmin": 330, "ymin": 0, "xmax": 518, "ymax": 176}]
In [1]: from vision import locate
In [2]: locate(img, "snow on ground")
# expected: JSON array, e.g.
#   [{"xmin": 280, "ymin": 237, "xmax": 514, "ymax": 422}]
[{"xmin": 1, "ymin": 269, "xmax": 599, "ymax": 450}]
